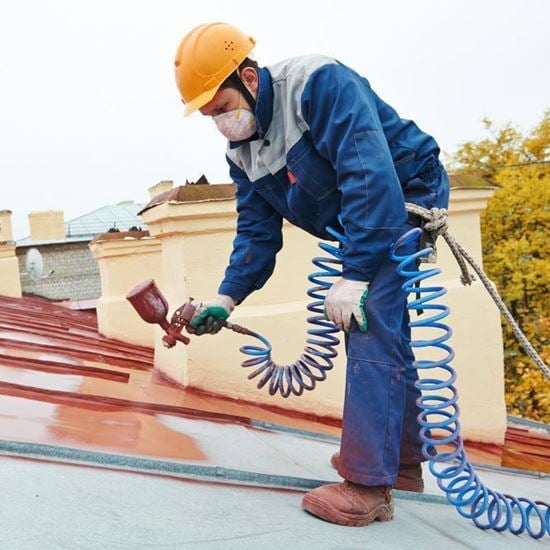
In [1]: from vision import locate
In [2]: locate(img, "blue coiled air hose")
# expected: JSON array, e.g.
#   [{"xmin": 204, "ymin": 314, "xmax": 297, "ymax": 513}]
[
  {"xmin": 238, "ymin": 224, "xmax": 346, "ymax": 398},
  {"xmin": 236, "ymin": 223, "xmax": 548, "ymax": 539},
  {"xmin": 390, "ymin": 227, "xmax": 549, "ymax": 539}
]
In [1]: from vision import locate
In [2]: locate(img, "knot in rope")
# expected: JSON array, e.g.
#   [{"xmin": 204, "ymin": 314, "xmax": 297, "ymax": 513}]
[
  {"xmin": 405, "ymin": 202, "xmax": 474, "ymax": 285},
  {"xmin": 423, "ymin": 207, "xmax": 449, "ymax": 237}
]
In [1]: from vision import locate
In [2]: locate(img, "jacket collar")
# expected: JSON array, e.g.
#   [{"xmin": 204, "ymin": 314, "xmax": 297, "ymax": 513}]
[{"xmin": 229, "ymin": 67, "xmax": 273, "ymax": 149}]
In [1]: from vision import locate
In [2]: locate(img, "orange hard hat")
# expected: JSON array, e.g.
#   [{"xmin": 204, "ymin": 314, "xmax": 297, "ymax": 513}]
[{"xmin": 174, "ymin": 22, "xmax": 256, "ymax": 117}]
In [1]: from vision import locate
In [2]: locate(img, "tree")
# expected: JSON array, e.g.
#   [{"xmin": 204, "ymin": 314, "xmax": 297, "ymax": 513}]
[{"xmin": 449, "ymin": 111, "xmax": 550, "ymax": 422}]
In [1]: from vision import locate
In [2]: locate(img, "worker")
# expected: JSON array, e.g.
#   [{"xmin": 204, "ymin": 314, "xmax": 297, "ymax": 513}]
[{"xmin": 174, "ymin": 22, "xmax": 450, "ymax": 527}]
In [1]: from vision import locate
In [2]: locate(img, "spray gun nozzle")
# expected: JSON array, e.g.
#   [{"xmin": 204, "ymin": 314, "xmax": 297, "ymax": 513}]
[{"xmin": 126, "ymin": 279, "xmax": 197, "ymax": 348}]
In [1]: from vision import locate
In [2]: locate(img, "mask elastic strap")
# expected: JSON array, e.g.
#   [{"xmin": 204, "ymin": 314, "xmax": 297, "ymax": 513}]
[{"xmin": 227, "ymin": 71, "xmax": 257, "ymax": 113}]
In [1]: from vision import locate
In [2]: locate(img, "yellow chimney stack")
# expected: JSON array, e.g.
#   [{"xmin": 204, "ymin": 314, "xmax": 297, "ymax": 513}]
[
  {"xmin": 148, "ymin": 180, "xmax": 174, "ymax": 200},
  {"xmin": 0, "ymin": 210, "xmax": 14, "ymax": 242},
  {"xmin": 28, "ymin": 210, "xmax": 65, "ymax": 241},
  {"xmin": 0, "ymin": 210, "xmax": 21, "ymax": 297}
]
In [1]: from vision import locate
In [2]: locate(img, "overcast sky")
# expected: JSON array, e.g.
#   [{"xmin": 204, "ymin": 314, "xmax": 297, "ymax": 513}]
[{"xmin": 1, "ymin": 0, "xmax": 548, "ymax": 239}]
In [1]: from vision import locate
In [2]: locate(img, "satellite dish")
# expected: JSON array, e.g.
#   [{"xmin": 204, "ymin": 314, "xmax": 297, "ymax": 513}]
[{"xmin": 26, "ymin": 248, "xmax": 44, "ymax": 282}]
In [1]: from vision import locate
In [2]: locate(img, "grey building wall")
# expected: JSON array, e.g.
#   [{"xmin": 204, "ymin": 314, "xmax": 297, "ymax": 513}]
[{"xmin": 16, "ymin": 241, "xmax": 100, "ymax": 301}]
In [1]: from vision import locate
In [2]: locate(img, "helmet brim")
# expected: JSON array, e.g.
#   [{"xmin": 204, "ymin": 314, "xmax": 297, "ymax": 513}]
[{"xmin": 183, "ymin": 85, "xmax": 221, "ymax": 117}]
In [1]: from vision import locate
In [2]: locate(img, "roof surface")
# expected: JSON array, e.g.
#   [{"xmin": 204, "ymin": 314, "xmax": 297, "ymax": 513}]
[
  {"xmin": 2, "ymin": 455, "xmax": 545, "ymax": 550},
  {"xmin": 138, "ymin": 182, "xmax": 236, "ymax": 215},
  {"xmin": 16, "ymin": 201, "xmax": 146, "ymax": 247},
  {"xmin": 0, "ymin": 294, "xmax": 547, "ymax": 548}
]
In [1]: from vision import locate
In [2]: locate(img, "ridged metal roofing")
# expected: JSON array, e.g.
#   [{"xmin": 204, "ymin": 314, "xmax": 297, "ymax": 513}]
[{"xmin": 1, "ymin": 294, "xmax": 548, "ymax": 546}]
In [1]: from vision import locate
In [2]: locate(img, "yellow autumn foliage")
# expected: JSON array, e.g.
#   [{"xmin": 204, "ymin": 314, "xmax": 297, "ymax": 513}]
[{"xmin": 449, "ymin": 111, "xmax": 550, "ymax": 422}]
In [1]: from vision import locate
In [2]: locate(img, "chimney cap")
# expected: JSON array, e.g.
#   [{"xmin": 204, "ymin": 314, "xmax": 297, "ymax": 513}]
[{"xmin": 28, "ymin": 209, "xmax": 64, "ymax": 216}]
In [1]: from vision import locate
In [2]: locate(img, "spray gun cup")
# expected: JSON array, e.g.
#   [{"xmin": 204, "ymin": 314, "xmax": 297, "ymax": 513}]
[{"xmin": 126, "ymin": 279, "xmax": 169, "ymax": 325}]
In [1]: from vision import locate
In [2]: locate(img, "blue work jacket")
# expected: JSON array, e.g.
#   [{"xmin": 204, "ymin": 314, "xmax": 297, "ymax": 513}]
[{"xmin": 218, "ymin": 55, "xmax": 449, "ymax": 303}]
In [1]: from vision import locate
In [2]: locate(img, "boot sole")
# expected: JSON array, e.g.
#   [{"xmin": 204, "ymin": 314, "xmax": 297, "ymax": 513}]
[{"xmin": 302, "ymin": 493, "xmax": 394, "ymax": 527}]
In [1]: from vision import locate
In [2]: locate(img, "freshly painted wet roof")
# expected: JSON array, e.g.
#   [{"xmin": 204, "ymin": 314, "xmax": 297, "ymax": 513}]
[{"xmin": 0, "ymin": 293, "xmax": 547, "ymax": 547}]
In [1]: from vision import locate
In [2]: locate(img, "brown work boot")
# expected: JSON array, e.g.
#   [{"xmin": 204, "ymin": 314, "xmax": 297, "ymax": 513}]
[
  {"xmin": 396, "ymin": 463, "xmax": 424, "ymax": 492},
  {"xmin": 302, "ymin": 481, "xmax": 393, "ymax": 526},
  {"xmin": 330, "ymin": 452, "xmax": 424, "ymax": 493}
]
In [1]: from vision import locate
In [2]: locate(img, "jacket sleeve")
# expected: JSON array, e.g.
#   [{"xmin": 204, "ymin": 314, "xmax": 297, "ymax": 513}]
[
  {"xmin": 300, "ymin": 62, "xmax": 407, "ymax": 281},
  {"xmin": 218, "ymin": 156, "xmax": 283, "ymax": 303}
]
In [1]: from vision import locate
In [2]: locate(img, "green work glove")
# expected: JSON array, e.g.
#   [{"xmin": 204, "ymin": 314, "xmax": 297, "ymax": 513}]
[
  {"xmin": 188, "ymin": 294, "xmax": 235, "ymax": 336},
  {"xmin": 324, "ymin": 277, "xmax": 369, "ymax": 332}
]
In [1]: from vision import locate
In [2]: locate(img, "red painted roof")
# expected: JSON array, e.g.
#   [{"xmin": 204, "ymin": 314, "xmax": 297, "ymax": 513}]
[
  {"xmin": 0, "ymin": 293, "xmax": 548, "ymax": 473},
  {"xmin": 0, "ymin": 294, "xmax": 341, "ymax": 462}
]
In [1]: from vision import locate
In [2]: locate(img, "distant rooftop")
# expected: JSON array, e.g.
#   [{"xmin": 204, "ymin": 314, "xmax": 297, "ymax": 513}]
[
  {"xmin": 138, "ymin": 181, "xmax": 236, "ymax": 215},
  {"xmin": 15, "ymin": 175, "xmax": 492, "ymax": 247},
  {"xmin": 16, "ymin": 201, "xmax": 146, "ymax": 247},
  {"xmin": 449, "ymin": 173, "xmax": 497, "ymax": 189}
]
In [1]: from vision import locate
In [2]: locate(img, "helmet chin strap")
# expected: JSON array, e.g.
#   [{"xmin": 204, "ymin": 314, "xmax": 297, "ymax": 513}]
[{"xmin": 227, "ymin": 71, "xmax": 257, "ymax": 113}]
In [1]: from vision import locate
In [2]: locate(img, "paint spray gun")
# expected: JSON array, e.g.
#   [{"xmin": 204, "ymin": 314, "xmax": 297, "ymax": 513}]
[
  {"xmin": 126, "ymin": 276, "xmax": 341, "ymax": 399},
  {"xmin": 126, "ymin": 279, "xmax": 255, "ymax": 348}
]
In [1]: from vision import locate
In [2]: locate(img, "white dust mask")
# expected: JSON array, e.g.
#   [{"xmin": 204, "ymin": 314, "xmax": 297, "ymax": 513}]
[{"xmin": 213, "ymin": 94, "xmax": 256, "ymax": 141}]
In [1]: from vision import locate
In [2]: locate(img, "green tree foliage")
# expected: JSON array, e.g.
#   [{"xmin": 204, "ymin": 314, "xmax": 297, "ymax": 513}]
[{"xmin": 449, "ymin": 111, "xmax": 550, "ymax": 422}]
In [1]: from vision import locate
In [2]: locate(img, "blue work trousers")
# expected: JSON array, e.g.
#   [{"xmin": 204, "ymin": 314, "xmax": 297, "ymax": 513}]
[{"xmin": 337, "ymin": 221, "xmax": 425, "ymax": 486}]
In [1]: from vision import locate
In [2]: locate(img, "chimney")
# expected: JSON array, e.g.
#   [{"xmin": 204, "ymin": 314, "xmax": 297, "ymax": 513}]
[
  {"xmin": 148, "ymin": 180, "xmax": 174, "ymax": 200},
  {"xmin": 0, "ymin": 210, "xmax": 14, "ymax": 242},
  {"xmin": 28, "ymin": 210, "xmax": 65, "ymax": 241}
]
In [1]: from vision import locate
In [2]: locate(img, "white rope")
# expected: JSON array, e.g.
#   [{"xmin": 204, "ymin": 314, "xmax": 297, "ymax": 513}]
[{"xmin": 404, "ymin": 202, "xmax": 550, "ymax": 380}]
